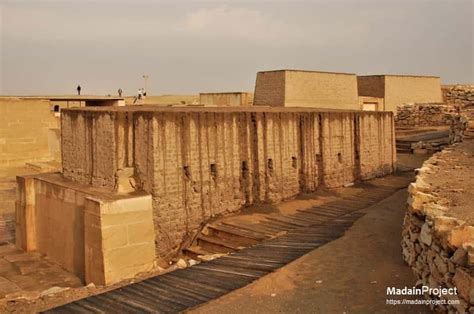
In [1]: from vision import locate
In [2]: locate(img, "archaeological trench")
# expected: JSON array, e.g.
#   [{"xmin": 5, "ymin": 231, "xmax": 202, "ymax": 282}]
[{"xmin": 0, "ymin": 72, "xmax": 473, "ymax": 312}]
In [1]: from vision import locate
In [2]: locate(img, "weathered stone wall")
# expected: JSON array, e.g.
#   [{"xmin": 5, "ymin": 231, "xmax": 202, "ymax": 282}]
[
  {"xmin": 395, "ymin": 103, "xmax": 468, "ymax": 144},
  {"xmin": 395, "ymin": 103, "xmax": 459, "ymax": 127},
  {"xmin": 0, "ymin": 98, "xmax": 60, "ymax": 167},
  {"xmin": 402, "ymin": 146, "xmax": 474, "ymax": 313},
  {"xmin": 61, "ymin": 110, "xmax": 128, "ymax": 190},
  {"xmin": 61, "ymin": 107, "xmax": 396, "ymax": 258},
  {"xmin": 358, "ymin": 113, "xmax": 396, "ymax": 180},
  {"xmin": 254, "ymin": 70, "xmax": 359, "ymax": 109}
]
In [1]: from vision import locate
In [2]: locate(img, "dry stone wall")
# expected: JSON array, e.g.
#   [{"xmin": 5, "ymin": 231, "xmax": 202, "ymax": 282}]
[
  {"xmin": 443, "ymin": 85, "xmax": 474, "ymax": 108},
  {"xmin": 402, "ymin": 145, "xmax": 474, "ymax": 313},
  {"xmin": 395, "ymin": 103, "xmax": 459, "ymax": 127},
  {"xmin": 61, "ymin": 107, "xmax": 396, "ymax": 257},
  {"xmin": 395, "ymin": 103, "xmax": 468, "ymax": 145}
]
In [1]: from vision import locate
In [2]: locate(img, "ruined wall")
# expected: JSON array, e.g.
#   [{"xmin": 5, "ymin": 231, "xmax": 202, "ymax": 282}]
[
  {"xmin": 254, "ymin": 70, "xmax": 359, "ymax": 109},
  {"xmin": 402, "ymin": 145, "xmax": 474, "ymax": 313},
  {"xmin": 384, "ymin": 76, "xmax": 442, "ymax": 113},
  {"xmin": 61, "ymin": 111, "xmax": 134, "ymax": 190},
  {"xmin": 61, "ymin": 107, "xmax": 396, "ymax": 258},
  {"xmin": 443, "ymin": 85, "xmax": 474, "ymax": 108},
  {"xmin": 395, "ymin": 103, "xmax": 459, "ymax": 127},
  {"xmin": 358, "ymin": 113, "xmax": 395, "ymax": 180},
  {"xmin": 395, "ymin": 103, "xmax": 468, "ymax": 144},
  {"xmin": 0, "ymin": 98, "xmax": 59, "ymax": 167},
  {"xmin": 199, "ymin": 92, "xmax": 253, "ymax": 106}
]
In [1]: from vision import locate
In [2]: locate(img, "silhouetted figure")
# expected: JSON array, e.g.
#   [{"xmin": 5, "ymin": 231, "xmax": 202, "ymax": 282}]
[
  {"xmin": 118, "ymin": 88, "xmax": 123, "ymax": 97},
  {"xmin": 77, "ymin": 85, "xmax": 81, "ymax": 95}
]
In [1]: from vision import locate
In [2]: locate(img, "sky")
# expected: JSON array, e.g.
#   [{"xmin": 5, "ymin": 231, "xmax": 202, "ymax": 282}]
[{"xmin": 0, "ymin": 0, "xmax": 472, "ymax": 95}]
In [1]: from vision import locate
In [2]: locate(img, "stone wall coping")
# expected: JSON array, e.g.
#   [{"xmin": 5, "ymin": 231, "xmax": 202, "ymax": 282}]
[
  {"xmin": 19, "ymin": 172, "xmax": 149, "ymax": 202},
  {"xmin": 61, "ymin": 105, "xmax": 394, "ymax": 114}
]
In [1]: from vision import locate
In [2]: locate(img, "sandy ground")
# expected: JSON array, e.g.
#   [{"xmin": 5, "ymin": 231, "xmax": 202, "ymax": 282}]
[{"xmin": 189, "ymin": 188, "xmax": 430, "ymax": 314}]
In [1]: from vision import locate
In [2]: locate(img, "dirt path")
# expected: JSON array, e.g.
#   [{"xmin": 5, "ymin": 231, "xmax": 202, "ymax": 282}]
[{"xmin": 189, "ymin": 189, "xmax": 430, "ymax": 314}]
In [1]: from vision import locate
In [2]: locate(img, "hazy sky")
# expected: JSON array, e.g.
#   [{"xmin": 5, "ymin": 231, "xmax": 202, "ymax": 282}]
[{"xmin": 0, "ymin": 0, "xmax": 472, "ymax": 95}]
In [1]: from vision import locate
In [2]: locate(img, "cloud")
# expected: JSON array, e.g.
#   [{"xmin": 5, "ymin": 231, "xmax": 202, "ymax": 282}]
[{"xmin": 179, "ymin": 5, "xmax": 285, "ymax": 41}]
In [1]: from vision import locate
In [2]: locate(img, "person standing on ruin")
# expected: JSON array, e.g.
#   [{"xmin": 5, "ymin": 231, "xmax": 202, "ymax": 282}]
[
  {"xmin": 118, "ymin": 88, "xmax": 123, "ymax": 97},
  {"xmin": 77, "ymin": 85, "xmax": 81, "ymax": 95}
]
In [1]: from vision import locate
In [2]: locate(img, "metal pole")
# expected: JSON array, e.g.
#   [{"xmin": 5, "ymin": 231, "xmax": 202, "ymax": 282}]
[{"xmin": 142, "ymin": 75, "xmax": 149, "ymax": 94}]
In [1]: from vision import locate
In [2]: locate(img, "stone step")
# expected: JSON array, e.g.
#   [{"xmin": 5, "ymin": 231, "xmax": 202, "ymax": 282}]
[
  {"xmin": 197, "ymin": 235, "xmax": 242, "ymax": 253},
  {"xmin": 183, "ymin": 246, "xmax": 213, "ymax": 260},
  {"xmin": 207, "ymin": 223, "xmax": 266, "ymax": 245}
]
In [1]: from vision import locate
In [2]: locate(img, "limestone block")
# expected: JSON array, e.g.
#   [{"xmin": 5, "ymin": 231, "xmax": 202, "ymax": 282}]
[
  {"xmin": 127, "ymin": 221, "xmax": 155, "ymax": 245},
  {"xmin": 407, "ymin": 191, "xmax": 436, "ymax": 212},
  {"xmin": 434, "ymin": 254, "xmax": 448, "ymax": 274},
  {"xmin": 420, "ymin": 223, "xmax": 433, "ymax": 246},
  {"xmin": 448, "ymin": 226, "xmax": 474, "ymax": 250},
  {"xmin": 451, "ymin": 247, "xmax": 467, "ymax": 267},
  {"xmin": 468, "ymin": 247, "xmax": 474, "ymax": 267},
  {"xmin": 433, "ymin": 216, "xmax": 462, "ymax": 238},
  {"xmin": 453, "ymin": 268, "xmax": 473, "ymax": 302},
  {"xmin": 85, "ymin": 194, "xmax": 156, "ymax": 286}
]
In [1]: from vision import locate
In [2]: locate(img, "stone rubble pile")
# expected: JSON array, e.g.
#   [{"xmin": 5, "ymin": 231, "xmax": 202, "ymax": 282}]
[
  {"xmin": 395, "ymin": 103, "xmax": 460, "ymax": 127},
  {"xmin": 396, "ymin": 103, "xmax": 468, "ymax": 153},
  {"xmin": 401, "ymin": 150, "xmax": 474, "ymax": 313},
  {"xmin": 443, "ymin": 85, "xmax": 474, "ymax": 108}
]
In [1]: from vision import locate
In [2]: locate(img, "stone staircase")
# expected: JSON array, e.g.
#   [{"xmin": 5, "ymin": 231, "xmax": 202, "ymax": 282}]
[
  {"xmin": 395, "ymin": 141, "xmax": 412, "ymax": 154},
  {"xmin": 184, "ymin": 223, "xmax": 268, "ymax": 260},
  {"xmin": 396, "ymin": 129, "xmax": 451, "ymax": 154},
  {"xmin": 183, "ymin": 174, "xmax": 412, "ymax": 261}
]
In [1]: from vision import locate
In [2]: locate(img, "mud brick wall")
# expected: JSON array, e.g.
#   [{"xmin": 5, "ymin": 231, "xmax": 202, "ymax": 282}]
[
  {"xmin": 61, "ymin": 107, "xmax": 396, "ymax": 258},
  {"xmin": 61, "ymin": 110, "xmax": 134, "ymax": 190},
  {"xmin": 358, "ymin": 112, "xmax": 395, "ymax": 180},
  {"xmin": 402, "ymin": 149, "xmax": 473, "ymax": 313}
]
